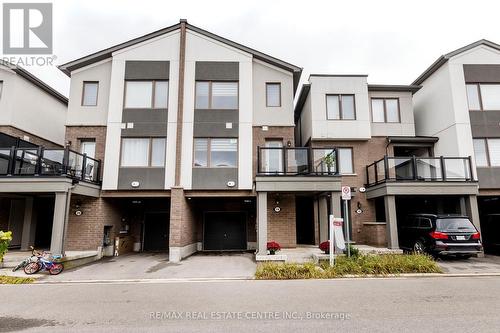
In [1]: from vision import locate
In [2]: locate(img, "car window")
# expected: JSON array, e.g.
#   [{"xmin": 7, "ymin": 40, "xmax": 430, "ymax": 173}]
[
  {"xmin": 436, "ymin": 218, "xmax": 476, "ymax": 232},
  {"xmin": 418, "ymin": 218, "xmax": 432, "ymax": 229}
]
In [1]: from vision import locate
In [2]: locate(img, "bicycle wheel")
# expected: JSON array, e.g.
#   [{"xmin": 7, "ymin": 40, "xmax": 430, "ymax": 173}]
[
  {"xmin": 49, "ymin": 263, "xmax": 64, "ymax": 275},
  {"xmin": 24, "ymin": 262, "xmax": 40, "ymax": 275}
]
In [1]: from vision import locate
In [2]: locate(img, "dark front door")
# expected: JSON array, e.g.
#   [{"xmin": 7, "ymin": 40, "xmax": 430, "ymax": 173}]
[
  {"xmin": 204, "ymin": 212, "xmax": 246, "ymax": 250},
  {"xmin": 143, "ymin": 213, "xmax": 169, "ymax": 251}
]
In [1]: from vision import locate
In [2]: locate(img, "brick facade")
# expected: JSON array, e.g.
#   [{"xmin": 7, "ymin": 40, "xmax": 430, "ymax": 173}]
[
  {"xmin": 267, "ymin": 193, "xmax": 296, "ymax": 248},
  {"xmin": 0, "ymin": 125, "xmax": 61, "ymax": 148},
  {"xmin": 65, "ymin": 126, "xmax": 107, "ymax": 175},
  {"xmin": 252, "ymin": 126, "xmax": 295, "ymax": 176},
  {"xmin": 65, "ymin": 195, "xmax": 122, "ymax": 251},
  {"xmin": 169, "ymin": 188, "xmax": 196, "ymax": 247},
  {"xmin": 312, "ymin": 137, "xmax": 393, "ymax": 245}
]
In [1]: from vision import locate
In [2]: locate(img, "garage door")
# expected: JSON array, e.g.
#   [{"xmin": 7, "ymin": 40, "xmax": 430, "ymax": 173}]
[{"xmin": 204, "ymin": 212, "xmax": 247, "ymax": 250}]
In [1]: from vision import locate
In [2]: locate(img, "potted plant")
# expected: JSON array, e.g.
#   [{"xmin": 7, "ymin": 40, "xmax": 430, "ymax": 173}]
[
  {"xmin": 319, "ymin": 240, "xmax": 330, "ymax": 254},
  {"xmin": 0, "ymin": 231, "xmax": 13, "ymax": 268},
  {"xmin": 323, "ymin": 154, "xmax": 335, "ymax": 175},
  {"xmin": 267, "ymin": 241, "xmax": 281, "ymax": 255}
]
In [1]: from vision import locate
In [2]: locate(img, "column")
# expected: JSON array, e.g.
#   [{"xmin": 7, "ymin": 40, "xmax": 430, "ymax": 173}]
[
  {"xmin": 318, "ymin": 196, "xmax": 328, "ymax": 243},
  {"xmin": 257, "ymin": 191, "xmax": 268, "ymax": 255},
  {"xmin": 50, "ymin": 192, "xmax": 69, "ymax": 254},
  {"xmin": 20, "ymin": 197, "xmax": 34, "ymax": 250},
  {"xmin": 465, "ymin": 195, "xmax": 481, "ymax": 233},
  {"xmin": 384, "ymin": 195, "xmax": 399, "ymax": 249}
]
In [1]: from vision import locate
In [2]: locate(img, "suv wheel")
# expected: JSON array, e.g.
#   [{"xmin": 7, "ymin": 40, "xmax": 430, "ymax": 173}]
[{"xmin": 413, "ymin": 240, "xmax": 426, "ymax": 254}]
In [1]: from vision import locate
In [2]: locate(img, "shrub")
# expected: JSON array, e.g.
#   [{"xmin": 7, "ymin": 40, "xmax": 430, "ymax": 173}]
[
  {"xmin": 319, "ymin": 241, "xmax": 330, "ymax": 253},
  {"xmin": 0, "ymin": 231, "xmax": 13, "ymax": 262},
  {"xmin": 267, "ymin": 241, "xmax": 281, "ymax": 253},
  {"xmin": 0, "ymin": 275, "xmax": 35, "ymax": 284},
  {"xmin": 344, "ymin": 244, "xmax": 360, "ymax": 258},
  {"xmin": 255, "ymin": 262, "xmax": 321, "ymax": 280}
]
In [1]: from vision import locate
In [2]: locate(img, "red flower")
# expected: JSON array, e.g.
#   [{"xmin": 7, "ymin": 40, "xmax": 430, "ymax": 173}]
[
  {"xmin": 319, "ymin": 241, "xmax": 330, "ymax": 252},
  {"xmin": 267, "ymin": 241, "xmax": 281, "ymax": 251}
]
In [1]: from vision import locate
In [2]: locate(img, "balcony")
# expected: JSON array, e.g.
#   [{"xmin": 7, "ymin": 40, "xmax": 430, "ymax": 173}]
[
  {"xmin": 0, "ymin": 146, "xmax": 101, "ymax": 184},
  {"xmin": 366, "ymin": 156, "xmax": 474, "ymax": 187},
  {"xmin": 257, "ymin": 147, "xmax": 339, "ymax": 176}
]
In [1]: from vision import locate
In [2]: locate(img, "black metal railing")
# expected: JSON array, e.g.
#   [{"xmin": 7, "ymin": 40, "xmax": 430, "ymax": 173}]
[
  {"xmin": 257, "ymin": 147, "xmax": 339, "ymax": 176},
  {"xmin": 0, "ymin": 146, "xmax": 101, "ymax": 184},
  {"xmin": 366, "ymin": 155, "xmax": 474, "ymax": 187}
]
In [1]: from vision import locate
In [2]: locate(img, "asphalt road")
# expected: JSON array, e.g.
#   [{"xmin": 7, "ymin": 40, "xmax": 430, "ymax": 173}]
[{"xmin": 1, "ymin": 276, "xmax": 499, "ymax": 333}]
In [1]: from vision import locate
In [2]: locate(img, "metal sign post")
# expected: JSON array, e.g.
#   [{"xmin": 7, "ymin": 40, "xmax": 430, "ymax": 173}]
[
  {"xmin": 341, "ymin": 186, "xmax": 352, "ymax": 257},
  {"xmin": 329, "ymin": 214, "xmax": 334, "ymax": 267}
]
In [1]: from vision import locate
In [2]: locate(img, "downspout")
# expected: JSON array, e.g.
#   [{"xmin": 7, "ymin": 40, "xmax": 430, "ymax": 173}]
[{"xmin": 174, "ymin": 19, "xmax": 187, "ymax": 186}]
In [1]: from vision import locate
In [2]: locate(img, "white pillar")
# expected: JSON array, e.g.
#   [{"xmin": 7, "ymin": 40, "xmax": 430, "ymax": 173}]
[
  {"xmin": 50, "ymin": 192, "xmax": 69, "ymax": 254},
  {"xmin": 20, "ymin": 197, "xmax": 34, "ymax": 250},
  {"xmin": 465, "ymin": 195, "xmax": 481, "ymax": 234},
  {"xmin": 384, "ymin": 195, "xmax": 399, "ymax": 249},
  {"xmin": 257, "ymin": 192, "xmax": 268, "ymax": 255},
  {"xmin": 319, "ymin": 196, "xmax": 328, "ymax": 242}
]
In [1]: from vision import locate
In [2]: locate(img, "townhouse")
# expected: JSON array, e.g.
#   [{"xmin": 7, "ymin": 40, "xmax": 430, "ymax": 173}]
[
  {"xmin": 294, "ymin": 75, "xmax": 479, "ymax": 250},
  {"xmin": 413, "ymin": 39, "xmax": 500, "ymax": 252},
  {"xmin": 0, "ymin": 61, "xmax": 68, "ymax": 250},
  {"xmin": 0, "ymin": 21, "xmax": 494, "ymax": 262}
]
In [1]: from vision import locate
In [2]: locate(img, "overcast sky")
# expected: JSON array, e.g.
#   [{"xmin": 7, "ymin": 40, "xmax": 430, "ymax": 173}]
[{"xmin": 3, "ymin": 0, "xmax": 500, "ymax": 96}]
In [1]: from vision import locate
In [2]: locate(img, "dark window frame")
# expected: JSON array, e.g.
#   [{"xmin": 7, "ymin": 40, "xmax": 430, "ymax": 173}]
[
  {"xmin": 193, "ymin": 137, "xmax": 238, "ymax": 168},
  {"xmin": 466, "ymin": 83, "xmax": 500, "ymax": 111},
  {"xmin": 123, "ymin": 80, "xmax": 169, "ymax": 109},
  {"xmin": 325, "ymin": 94, "xmax": 356, "ymax": 120},
  {"xmin": 195, "ymin": 81, "xmax": 239, "ymax": 110},
  {"xmin": 371, "ymin": 97, "xmax": 401, "ymax": 123},
  {"xmin": 81, "ymin": 81, "xmax": 99, "ymax": 106},
  {"xmin": 473, "ymin": 137, "xmax": 500, "ymax": 167},
  {"xmin": 119, "ymin": 137, "xmax": 166, "ymax": 168},
  {"xmin": 265, "ymin": 82, "xmax": 282, "ymax": 107},
  {"xmin": 337, "ymin": 147, "xmax": 355, "ymax": 174}
]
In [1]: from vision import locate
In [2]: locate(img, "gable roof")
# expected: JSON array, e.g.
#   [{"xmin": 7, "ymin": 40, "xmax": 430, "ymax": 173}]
[
  {"xmin": 0, "ymin": 61, "xmax": 68, "ymax": 105},
  {"xmin": 412, "ymin": 39, "xmax": 500, "ymax": 85},
  {"xmin": 58, "ymin": 20, "xmax": 303, "ymax": 91}
]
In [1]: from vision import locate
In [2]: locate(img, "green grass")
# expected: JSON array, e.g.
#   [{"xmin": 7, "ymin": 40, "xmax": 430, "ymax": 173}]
[
  {"xmin": 255, "ymin": 254, "xmax": 442, "ymax": 280},
  {"xmin": 0, "ymin": 275, "xmax": 35, "ymax": 284}
]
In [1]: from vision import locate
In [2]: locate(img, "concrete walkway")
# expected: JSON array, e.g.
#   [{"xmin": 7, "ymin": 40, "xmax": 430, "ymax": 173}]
[
  {"xmin": 9, "ymin": 252, "xmax": 257, "ymax": 282},
  {"xmin": 437, "ymin": 255, "xmax": 500, "ymax": 274}
]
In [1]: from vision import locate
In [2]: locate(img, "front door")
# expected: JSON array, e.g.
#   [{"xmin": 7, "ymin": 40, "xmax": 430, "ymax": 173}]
[
  {"xmin": 204, "ymin": 212, "xmax": 247, "ymax": 250},
  {"xmin": 143, "ymin": 212, "xmax": 169, "ymax": 251}
]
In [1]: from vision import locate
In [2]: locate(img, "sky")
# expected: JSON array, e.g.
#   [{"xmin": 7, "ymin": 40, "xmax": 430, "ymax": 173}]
[{"xmin": 2, "ymin": 0, "xmax": 500, "ymax": 97}]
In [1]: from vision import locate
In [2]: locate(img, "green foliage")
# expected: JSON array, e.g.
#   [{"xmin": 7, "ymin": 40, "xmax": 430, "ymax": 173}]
[
  {"xmin": 255, "ymin": 254, "xmax": 442, "ymax": 279},
  {"xmin": 0, "ymin": 231, "xmax": 13, "ymax": 262},
  {"xmin": 344, "ymin": 244, "xmax": 360, "ymax": 258},
  {"xmin": 0, "ymin": 275, "xmax": 35, "ymax": 284}
]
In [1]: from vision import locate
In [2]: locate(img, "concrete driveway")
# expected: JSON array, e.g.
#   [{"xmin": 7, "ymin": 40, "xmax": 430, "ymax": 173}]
[
  {"xmin": 40, "ymin": 252, "xmax": 257, "ymax": 282},
  {"xmin": 437, "ymin": 254, "xmax": 500, "ymax": 274}
]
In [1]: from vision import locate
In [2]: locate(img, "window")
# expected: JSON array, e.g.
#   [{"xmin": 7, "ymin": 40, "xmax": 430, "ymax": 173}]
[
  {"xmin": 326, "ymin": 94, "xmax": 355, "ymax": 120},
  {"xmin": 80, "ymin": 140, "xmax": 96, "ymax": 159},
  {"xmin": 266, "ymin": 83, "xmax": 281, "ymax": 107},
  {"xmin": 193, "ymin": 138, "xmax": 238, "ymax": 168},
  {"xmin": 124, "ymin": 81, "xmax": 169, "ymax": 109},
  {"xmin": 466, "ymin": 84, "xmax": 500, "ymax": 111},
  {"xmin": 120, "ymin": 138, "xmax": 165, "ymax": 167},
  {"xmin": 338, "ymin": 148, "xmax": 354, "ymax": 174},
  {"xmin": 195, "ymin": 81, "xmax": 238, "ymax": 109},
  {"xmin": 82, "ymin": 82, "xmax": 98, "ymax": 106},
  {"xmin": 473, "ymin": 138, "xmax": 500, "ymax": 167},
  {"xmin": 371, "ymin": 98, "xmax": 400, "ymax": 123}
]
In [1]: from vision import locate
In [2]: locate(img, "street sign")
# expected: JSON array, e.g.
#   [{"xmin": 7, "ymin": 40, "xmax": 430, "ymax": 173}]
[{"xmin": 341, "ymin": 186, "xmax": 351, "ymax": 200}]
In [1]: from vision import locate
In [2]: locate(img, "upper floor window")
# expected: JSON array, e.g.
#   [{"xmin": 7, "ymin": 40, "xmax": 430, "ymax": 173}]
[
  {"xmin": 326, "ymin": 94, "xmax": 355, "ymax": 120},
  {"xmin": 82, "ymin": 81, "xmax": 99, "ymax": 106},
  {"xmin": 371, "ymin": 98, "xmax": 400, "ymax": 123},
  {"xmin": 338, "ymin": 147, "xmax": 354, "ymax": 174},
  {"xmin": 266, "ymin": 83, "xmax": 281, "ymax": 107},
  {"xmin": 473, "ymin": 138, "xmax": 500, "ymax": 167},
  {"xmin": 195, "ymin": 81, "xmax": 238, "ymax": 109},
  {"xmin": 193, "ymin": 138, "xmax": 238, "ymax": 167},
  {"xmin": 466, "ymin": 84, "xmax": 500, "ymax": 111},
  {"xmin": 120, "ymin": 137, "xmax": 166, "ymax": 167},
  {"xmin": 124, "ymin": 81, "xmax": 169, "ymax": 109}
]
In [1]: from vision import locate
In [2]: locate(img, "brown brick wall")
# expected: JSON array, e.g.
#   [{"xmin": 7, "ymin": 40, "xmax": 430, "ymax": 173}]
[
  {"xmin": 267, "ymin": 194, "xmax": 296, "ymax": 248},
  {"xmin": 252, "ymin": 126, "xmax": 295, "ymax": 176},
  {"xmin": 312, "ymin": 137, "xmax": 392, "ymax": 245},
  {"xmin": 0, "ymin": 125, "xmax": 61, "ymax": 148},
  {"xmin": 363, "ymin": 223, "xmax": 387, "ymax": 247},
  {"xmin": 65, "ymin": 195, "xmax": 122, "ymax": 251},
  {"xmin": 65, "ymin": 126, "xmax": 107, "ymax": 173},
  {"xmin": 169, "ymin": 188, "xmax": 196, "ymax": 247}
]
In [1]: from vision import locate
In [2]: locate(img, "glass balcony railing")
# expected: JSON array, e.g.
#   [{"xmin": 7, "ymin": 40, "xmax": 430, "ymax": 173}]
[
  {"xmin": 366, "ymin": 156, "xmax": 474, "ymax": 186},
  {"xmin": 0, "ymin": 146, "xmax": 101, "ymax": 184},
  {"xmin": 257, "ymin": 147, "xmax": 338, "ymax": 176}
]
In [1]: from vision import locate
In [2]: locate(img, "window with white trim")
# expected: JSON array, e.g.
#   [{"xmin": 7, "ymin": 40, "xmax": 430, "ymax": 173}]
[{"xmin": 338, "ymin": 147, "xmax": 354, "ymax": 174}]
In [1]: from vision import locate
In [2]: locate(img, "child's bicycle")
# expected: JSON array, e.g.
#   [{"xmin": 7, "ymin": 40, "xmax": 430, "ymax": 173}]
[
  {"xmin": 23, "ymin": 248, "xmax": 64, "ymax": 275},
  {"xmin": 12, "ymin": 246, "xmax": 42, "ymax": 272}
]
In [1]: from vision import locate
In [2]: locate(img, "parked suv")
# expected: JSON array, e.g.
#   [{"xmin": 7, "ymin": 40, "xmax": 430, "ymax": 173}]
[{"xmin": 400, "ymin": 214, "xmax": 483, "ymax": 258}]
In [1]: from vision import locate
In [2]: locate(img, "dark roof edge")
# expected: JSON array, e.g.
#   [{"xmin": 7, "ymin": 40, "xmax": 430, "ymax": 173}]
[
  {"xmin": 1, "ymin": 61, "xmax": 68, "ymax": 105},
  {"xmin": 58, "ymin": 20, "xmax": 302, "ymax": 91},
  {"xmin": 293, "ymin": 83, "xmax": 311, "ymax": 122},
  {"xmin": 387, "ymin": 136, "xmax": 439, "ymax": 144},
  {"xmin": 309, "ymin": 74, "xmax": 368, "ymax": 78},
  {"xmin": 368, "ymin": 84, "xmax": 421, "ymax": 93},
  {"xmin": 412, "ymin": 39, "xmax": 500, "ymax": 85}
]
